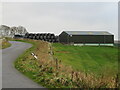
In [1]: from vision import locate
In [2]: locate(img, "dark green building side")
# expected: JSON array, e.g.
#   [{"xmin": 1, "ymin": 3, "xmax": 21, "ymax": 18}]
[{"xmin": 59, "ymin": 31, "xmax": 114, "ymax": 44}]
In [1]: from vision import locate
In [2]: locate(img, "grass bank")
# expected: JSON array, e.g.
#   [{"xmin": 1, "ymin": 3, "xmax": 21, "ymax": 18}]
[
  {"xmin": 0, "ymin": 38, "xmax": 11, "ymax": 49},
  {"xmin": 14, "ymin": 39, "xmax": 119, "ymax": 88}
]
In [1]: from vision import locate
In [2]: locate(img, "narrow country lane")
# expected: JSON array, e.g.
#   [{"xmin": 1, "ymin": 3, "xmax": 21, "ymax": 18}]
[{"xmin": 2, "ymin": 41, "xmax": 46, "ymax": 89}]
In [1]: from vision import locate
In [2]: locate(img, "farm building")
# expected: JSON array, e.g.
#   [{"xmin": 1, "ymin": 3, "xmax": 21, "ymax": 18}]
[{"xmin": 59, "ymin": 31, "xmax": 114, "ymax": 44}]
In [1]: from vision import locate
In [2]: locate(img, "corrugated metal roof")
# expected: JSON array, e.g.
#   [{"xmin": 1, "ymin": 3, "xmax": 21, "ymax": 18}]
[{"xmin": 64, "ymin": 31, "xmax": 113, "ymax": 35}]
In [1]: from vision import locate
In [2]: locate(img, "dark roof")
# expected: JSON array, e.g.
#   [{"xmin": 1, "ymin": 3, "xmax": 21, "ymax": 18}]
[{"xmin": 64, "ymin": 31, "xmax": 113, "ymax": 35}]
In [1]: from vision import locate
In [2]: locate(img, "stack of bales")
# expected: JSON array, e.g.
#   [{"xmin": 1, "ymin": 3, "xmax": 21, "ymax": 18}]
[{"xmin": 25, "ymin": 33, "xmax": 58, "ymax": 43}]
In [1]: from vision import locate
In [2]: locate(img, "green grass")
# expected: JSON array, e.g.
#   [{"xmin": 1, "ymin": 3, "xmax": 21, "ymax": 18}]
[{"xmin": 52, "ymin": 43, "xmax": 118, "ymax": 76}]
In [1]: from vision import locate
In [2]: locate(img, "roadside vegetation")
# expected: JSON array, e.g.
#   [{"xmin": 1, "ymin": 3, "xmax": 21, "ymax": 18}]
[
  {"xmin": 13, "ymin": 39, "xmax": 119, "ymax": 88},
  {"xmin": 0, "ymin": 37, "xmax": 11, "ymax": 49}
]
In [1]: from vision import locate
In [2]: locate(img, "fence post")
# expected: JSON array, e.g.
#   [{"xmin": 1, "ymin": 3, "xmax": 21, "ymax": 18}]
[{"xmin": 55, "ymin": 58, "xmax": 58, "ymax": 70}]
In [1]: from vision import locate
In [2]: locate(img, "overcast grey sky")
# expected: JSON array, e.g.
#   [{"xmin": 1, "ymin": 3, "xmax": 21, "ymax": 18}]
[{"xmin": 2, "ymin": 2, "xmax": 118, "ymax": 40}]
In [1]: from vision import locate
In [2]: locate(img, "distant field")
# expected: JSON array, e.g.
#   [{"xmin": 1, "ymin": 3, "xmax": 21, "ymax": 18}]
[{"xmin": 52, "ymin": 43, "xmax": 118, "ymax": 76}]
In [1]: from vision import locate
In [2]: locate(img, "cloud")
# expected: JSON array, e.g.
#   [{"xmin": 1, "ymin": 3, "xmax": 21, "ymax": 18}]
[{"xmin": 2, "ymin": 2, "xmax": 118, "ymax": 40}]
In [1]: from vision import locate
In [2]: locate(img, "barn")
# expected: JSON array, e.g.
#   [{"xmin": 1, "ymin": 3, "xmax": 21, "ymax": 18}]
[{"xmin": 59, "ymin": 31, "xmax": 114, "ymax": 44}]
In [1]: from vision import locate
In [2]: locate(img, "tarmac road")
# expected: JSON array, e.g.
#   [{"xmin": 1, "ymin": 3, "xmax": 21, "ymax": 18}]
[{"xmin": 2, "ymin": 41, "xmax": 45, "ymax": 88}]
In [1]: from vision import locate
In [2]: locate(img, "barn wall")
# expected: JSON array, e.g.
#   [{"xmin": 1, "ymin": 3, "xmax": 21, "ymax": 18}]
[
  {"xmin": 59, "ymin": 32, "xmax": 69, "ymax": 43},
  {"xmin": 104, "ymin": 35, "xmax": 114, "ymax": 43},
  {"xmin": 69, "ymin": 35, "xmax": 114, "ymax": 44}
]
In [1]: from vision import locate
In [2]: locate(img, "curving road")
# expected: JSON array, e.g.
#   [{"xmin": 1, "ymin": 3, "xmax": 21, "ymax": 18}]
[{"xmin": 2, "ymin": 41, "xmax": 45, "ymax": 88}]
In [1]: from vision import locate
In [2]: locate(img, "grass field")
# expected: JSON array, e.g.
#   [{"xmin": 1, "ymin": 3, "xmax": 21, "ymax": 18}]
[{"xmin": 52, "ymin": 43, "xmax": 118, "ymax": 76}]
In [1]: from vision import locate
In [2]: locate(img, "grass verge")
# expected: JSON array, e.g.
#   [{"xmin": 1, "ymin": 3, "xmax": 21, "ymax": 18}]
[{"xmin": 0, "ymin": 38, "xmax": 11, "ymax": 49}]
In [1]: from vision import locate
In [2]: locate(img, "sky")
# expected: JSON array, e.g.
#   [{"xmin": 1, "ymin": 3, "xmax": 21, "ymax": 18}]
[{"xmin": 1, "ymin": 2, "xmax": 118, "ymax": 40}]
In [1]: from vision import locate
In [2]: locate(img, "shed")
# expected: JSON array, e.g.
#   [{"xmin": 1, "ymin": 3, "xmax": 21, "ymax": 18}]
[{"xmin": 59, "ymin": 31, "xmax": 114, "ymax": 44}]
